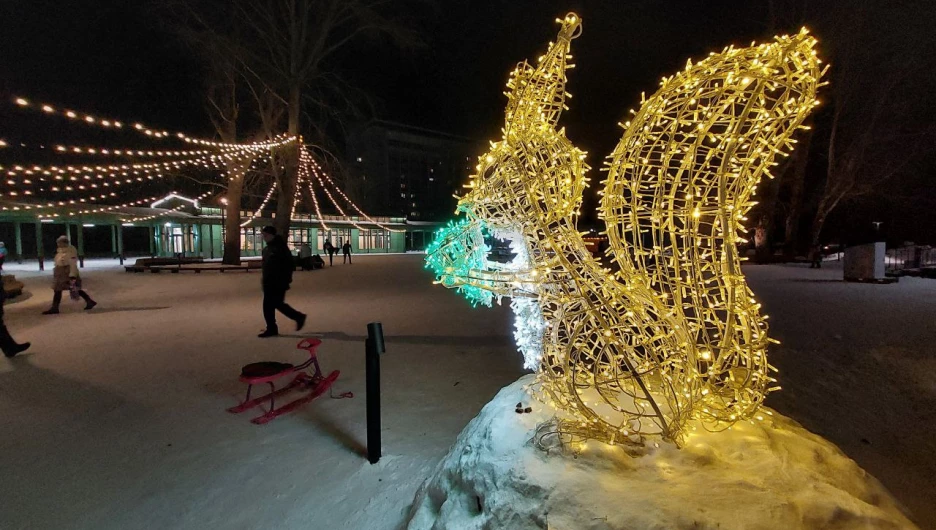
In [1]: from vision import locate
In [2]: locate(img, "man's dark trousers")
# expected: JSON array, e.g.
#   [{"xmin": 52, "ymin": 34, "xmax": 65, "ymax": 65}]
[{"xmin": 263, "ymin": 288, "xmax": 303, "ymax": 332}]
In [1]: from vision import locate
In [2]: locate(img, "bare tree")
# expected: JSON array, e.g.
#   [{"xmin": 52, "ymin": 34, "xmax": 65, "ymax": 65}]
[
  {"xmin": 807, "ymin": 5, "xmax": 926, "ymax": 247},
  {"xmin": 158, "ymin": 0, "xmax": 422, "ymax": 256},
  {"xmin": 748, "ymin": 0, "xmax": 811, "ymax": 261},
  {"xmin": 220, "ymin": 0, "xmax": 422, "ymax": 234},
  {"xmin": 781, "ymin": 121, "xmax": 812, "ymax": 256}
]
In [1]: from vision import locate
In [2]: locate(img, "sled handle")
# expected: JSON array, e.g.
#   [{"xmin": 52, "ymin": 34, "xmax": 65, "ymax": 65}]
[{"xmin": 297, "ymin": 338, "xmax": 322, "ymax": 356}]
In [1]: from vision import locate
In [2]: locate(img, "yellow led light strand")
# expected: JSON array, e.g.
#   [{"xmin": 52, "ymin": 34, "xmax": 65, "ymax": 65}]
[
  {"xmin": 3, "ymin": 152, "xmax": 240, "ymax": 178},
  {"xmin": 53, "ymin": 146, "xmax": 209, "ymax": 157},
  {"xmin": 2, "ymin": 142, "xmax": 280, "ymax": 182},
  {"xmin": 0, "ymin": 162, "xmax": 231, "ymax": 202},
  {"xmin": 47, "ymin": 141, "xmax": 280, "ymax": 158},
  {"xmin": 33, "ymin": 196, "xmax": 159, "ymax": 218},
  {"xmin": 3, "ymin": 191, "xmax": 122, "ymax": 209},
  {"xmin": 2, "ymin": 152, "xmax": 270, "ymax": 204},
  {"xmin": 10, "ymin": 96, "xmax": 299, "ymax": 149},
  {"xmin": 32, "ymin": 195, "xmax": 162, "ymax": 217},
  {"xmin": 0, "ymin": 157, "xmax": 255, "ymax": 203},
  {"xmin": 430, "ymin": 14, "xmax": 823, "ymax": 448},
  {"xmin": 307, "ymin": 156, "xmax": 405, "ymax": 233},
  {"xmin": 180, "ymin": 134, "xmax": 297, "ymax": 149}
]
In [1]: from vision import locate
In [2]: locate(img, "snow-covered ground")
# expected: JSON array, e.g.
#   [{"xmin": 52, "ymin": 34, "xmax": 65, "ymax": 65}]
[
  {"xmin": 407, "ymin": 375, "xmax": 916, "ymax": 530},
  {"xmin": 743, "ymin": 262, "xmax": 936, "ymax": 529},
  {"xmin": 0, "ymin": 256, "xmax": 934, "ymax": 529}
]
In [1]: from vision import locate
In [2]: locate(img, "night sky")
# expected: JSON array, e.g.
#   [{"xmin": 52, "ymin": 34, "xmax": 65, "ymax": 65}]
[
  {"xmin": 1, "ymin": 1, "xmax": 774, "ymax": 155},
  {"xmin": 2, "ymin": 1, "xmax": 934, "ymax": 238}
]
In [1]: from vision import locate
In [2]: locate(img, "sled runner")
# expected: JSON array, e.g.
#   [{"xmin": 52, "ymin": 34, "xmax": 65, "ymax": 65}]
[{"xmin": 227, "ymin": 338, "xmax": 340, "ymax": 424}]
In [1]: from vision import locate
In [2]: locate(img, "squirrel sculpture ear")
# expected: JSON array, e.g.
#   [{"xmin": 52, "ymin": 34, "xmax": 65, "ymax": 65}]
[{"xmin": 503, "ymin": 14, "xmax": 580, "ymax": 135}]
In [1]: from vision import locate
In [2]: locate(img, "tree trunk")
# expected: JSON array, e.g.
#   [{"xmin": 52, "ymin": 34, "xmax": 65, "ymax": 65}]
[
  {"xmin": 809, "ymin": 189, "xmax": 843, "ymax": 249},
  {"xmin": 809, "ymin": 211, "xmax": 827, "ymax": 248},
  {"xmin": 222, "ymin": 158, "xmax": 250, "ymax": 265},
  {"xmin": 273, "ymin": 85, "xmax": 302, "ymax": 237},
  {"xmin": 753, "ymin": 174, "xmax": 782, "ymax": 263},
  {"xmin": 783, "ymin": 126, "xmax": 813, "ymax": 258}
]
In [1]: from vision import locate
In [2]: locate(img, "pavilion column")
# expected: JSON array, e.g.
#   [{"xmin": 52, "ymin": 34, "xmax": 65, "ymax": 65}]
[
  {"xmin": 76, "ymin": 222, "xmax": 85, "ymax": 268},
  {"xmin": 149, "ymin": 225, "xmax": 155, "ymax": 256},
  {"xmin": 35, "ymin": 221, "xmax": 44, "ymax": 271},
  {"xmin": 111, "ymin": 225, "xmax": 118, "ymax": 257},
  {"xmin": 208, "ymin": 223, "xmax": 214, "ymax": 259},
  {"xmin": 14, "ymin": 221, "xmax": 22, "ymax": 262},
  {"xmin": 116, "ymin": 225, "xmax": 124, "ymax": 265}
]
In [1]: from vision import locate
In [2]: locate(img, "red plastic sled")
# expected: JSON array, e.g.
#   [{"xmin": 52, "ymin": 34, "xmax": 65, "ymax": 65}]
[{"xmin": 227, "ymin": 338, "xmax": 339, "ymax": 424}]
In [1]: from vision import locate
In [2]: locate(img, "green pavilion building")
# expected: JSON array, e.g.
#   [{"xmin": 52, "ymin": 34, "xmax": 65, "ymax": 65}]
[{"xmin": 0, "ymin": 193, "xmax": 441, "ymax": 268}]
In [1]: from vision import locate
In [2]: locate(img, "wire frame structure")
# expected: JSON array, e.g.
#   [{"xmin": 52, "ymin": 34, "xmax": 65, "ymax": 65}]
[{"xmin": 426, "ymin": 13, "xmax": 825, "ymax": 447}]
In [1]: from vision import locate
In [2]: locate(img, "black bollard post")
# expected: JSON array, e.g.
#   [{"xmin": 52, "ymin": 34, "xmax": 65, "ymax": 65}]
[{"xmin": 366, "ymin": 322, "xmax": 385, "ymax": 464}]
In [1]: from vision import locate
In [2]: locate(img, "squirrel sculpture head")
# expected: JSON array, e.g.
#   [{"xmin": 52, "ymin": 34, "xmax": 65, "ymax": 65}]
[{"xmin": 458, "ymin": 13, "xmax": 589, "ymax": 231}]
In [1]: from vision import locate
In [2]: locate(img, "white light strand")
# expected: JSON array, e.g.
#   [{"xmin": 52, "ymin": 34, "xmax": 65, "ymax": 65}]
[
  {"xmin": 125, "ymin": 191, "xmax": 212, "ymax": 223},
  {"xmin": 299, "ymin": 147, "xmax": 330, "ymax": 232},
  {"xmin": 241, "ymin": 181, "xmax": 277, "ymax": 227},
  {"xmin": 306, "ymin": 156, "xmax": 372, "ymax": 234},
  {"xmin": 304, "ymin": 179, "xmax": 331, "ymax": 232},
  {"xmin": 306, "ymin": 154, "xmax": 405, "ymax": 233}
]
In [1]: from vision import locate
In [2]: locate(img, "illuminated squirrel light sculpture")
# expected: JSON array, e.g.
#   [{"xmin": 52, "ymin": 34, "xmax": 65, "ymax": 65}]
[{"xmin": 427, "ymin": 13, "xmax": 824, "ymax": 447}]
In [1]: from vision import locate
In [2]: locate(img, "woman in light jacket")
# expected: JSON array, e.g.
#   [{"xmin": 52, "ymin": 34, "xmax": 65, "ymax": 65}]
[{"xmin": 42, "ymin": 236, "xmax": 97, "ymax": 314}]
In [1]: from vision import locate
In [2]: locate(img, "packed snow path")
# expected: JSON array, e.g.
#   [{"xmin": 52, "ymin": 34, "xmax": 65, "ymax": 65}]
[{"xmin": 0, "ymin": 256, "xmax": 933, "ymax": 529}]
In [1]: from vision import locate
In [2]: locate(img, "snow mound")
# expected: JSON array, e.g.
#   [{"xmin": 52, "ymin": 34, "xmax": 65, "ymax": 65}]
[{"xmin": 405, "ymin": 375, "xmax": 917, "ymax": 530}]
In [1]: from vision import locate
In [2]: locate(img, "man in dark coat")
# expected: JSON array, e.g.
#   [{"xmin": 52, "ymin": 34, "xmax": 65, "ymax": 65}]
[
  {"xmin": 324, "ymin": 240, "xmax": 335, "ymax": 266},
  {"xmin": 342, "ymin": 241, "xmax": 352, "ymax": 264},
  {"xmin": 0, "ymin": 287, "xmax": 30, "ymax": 357},
  {"xmin": 259, "ymin": 226, "xmax": 306, "ymax": 338}
]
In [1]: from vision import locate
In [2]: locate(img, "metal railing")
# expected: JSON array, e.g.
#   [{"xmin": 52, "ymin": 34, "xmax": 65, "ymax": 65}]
[{"xmin": 885, "ymin": 245, "xmax": 936, "ymax": 273}]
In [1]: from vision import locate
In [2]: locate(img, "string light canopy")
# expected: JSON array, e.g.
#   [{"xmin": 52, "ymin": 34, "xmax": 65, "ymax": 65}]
[
  {"xmin": 426, "ymin": 13, "xmax": 825, "ymax": 449},
  {"xmin": 4, "ymin": 96, "xmax": 406, "ymax": 231},
  {"xmin": 1, "ymin": 96, "xmax": 296, "ymax": 217}
]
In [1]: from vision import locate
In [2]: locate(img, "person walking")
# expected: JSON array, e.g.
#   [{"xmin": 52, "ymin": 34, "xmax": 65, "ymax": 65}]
[
  {"xmin": 324, "ymin": 240, "xmax": 335, "ymax": 266},
  {"xmin": 0, "ymin": 241, "xmax": 7, "ymax": 272},
  {"xmin": 259, "ymin": 226, "xmax": 306, "ymax": 338},
  {"xmin": 809, "ymin": 244, "xmax": 823, "ymax": 269},
  {"xmin": 42, "ymin": 236, "xmax": 97, "ymax": 315},
  {"xmin": 342, "ymin": 241, "xmax": 352, "ymax": 264},
  {"xmin": 1, "ymin": 287, "xmax": 30, "ymax": 358}
]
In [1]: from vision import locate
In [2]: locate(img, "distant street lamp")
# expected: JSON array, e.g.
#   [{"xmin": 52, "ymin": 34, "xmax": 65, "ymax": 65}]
[{"xmin": 220, "ymin": 197, "xmax": 228, "ymax": 241}]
